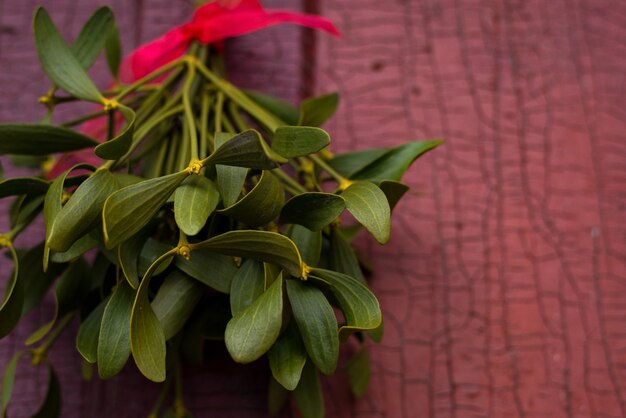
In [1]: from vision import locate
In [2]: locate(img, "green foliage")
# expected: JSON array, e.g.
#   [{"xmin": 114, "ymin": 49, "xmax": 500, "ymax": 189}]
[{"xmin": 0, "ymin": 6, "xmax": 440, "ymax": 417}]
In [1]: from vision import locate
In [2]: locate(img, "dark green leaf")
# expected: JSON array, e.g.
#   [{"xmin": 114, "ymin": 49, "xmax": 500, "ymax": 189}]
[
  {"xmin": 151, "ymin": 270, "xmax": 203, "ymax": 340},
  {"xmin": 191, "ymin": 231, "xmax": 303, "ymax": 277},
  {"xmin": 0, "ymin": 246, "xmax": 21, "ymax": 339},
  {"xmin": 288, "ymin": 225, "xmax": 322, "ymax": 266},
  {"xmin": 329, "ymin": 227, "xmax": 365, "ymax": 283},
  {"xmin": 341, "ymin": 181, "xmax": 390, "ymax": 244},
  {"xmin": 71, "ymin": 6, "xmax": 114, "ymax": 69},
  {"xmin": 379, "ymin": 180, "xmax": 410, "ymax": 211},
  {"xmin": 230, "ymin": 260, "xmax": 265, "ymax": 316},
  {"xmin": 76, "ymin": 297, "xmax": 108, "ymax": 363},
  {"xmin": 48, "ymin": 169, "xmax": 118, "ymax": 252},
  {"xmin": 94, "ymin": 105, "xmax": 136, "ymax": 160},
  {"xmin": 279, "ymin": 192, "xmax": 344, "ymax": 231},
  {"xmin": 309, "ymin": 268, "xmax": 382, "ymax": 337},
  {"xmin": 1, "ymin": 351, "xmax": 25, "ymax": 417},
  {"xmin": 346, "ymin": 347, "xmax": 370, "ymax": 397},
  {"xmin": 268, "ymin": 376, "xmax": 289, "ymax": 416},
  {"xmin": 245, "ymin": 90, "xmax": 299, "ymax": 126},
  {"xmin": 0, "ymin": 124, "xmax": 98, "ymax": 156},
  {"xmin": 103, "ymin": 171, "xmax": 189, "ymax": 249},
  {"xmin": 351, "ymin": 140, "xmax": 442, "ymax": 182},
  {"xmin": 33, "ymin": 7, "xmax": 104, "ymax": 102},
  {"xmin": 218, "ymin": 170, "xmax": 284, "ymax": 227},
  {"xmin": 225, "ymin": 273, "xmax": 283, "ymax": 363},
  {"xmin": 98, "ymin": 281, "xmax": 134, "ymax": 379},
  {"xmin": 215, "ymin": 132, "xmax": 248, "ymax": 207},
  {"xmin": 174, "ymin": 175, "xmax": 219, "ymax": 235},
  {"xmin": 50, "ymin": 232, "xmax": 98, "ymax": 263},
  {"xmin": 31, "ymin": 366, "xmax": 61, "ymax": 418},
  {"xmin": 328, "ymin": 148, "xmax": 388, "ymax": 178},
  {"xmin": 19, "ymin": 244, "xmax": 65, "ymax": 314},
  {"xmin": 137, "ymin": 239, "xmax": 174, "ymax": 277},
  {"xmin": 268, "ymin": 322, "xmax": 307, "ymax": 390},
  {"xmin": 271, "ymin": 126, "xmax": 330, "ymax": 158},
  {"xmin": 104, "ymin": 22, "xmax": 121, "ymax": 78},
  {"xmin": 204, "ymin": 130, "xmax": 285, "ymax": 169},
  {"xmin": 293, "ymin": 360, "xmax": 324, "ymax": 418},
  {"xmin": 176, "ymin": 249, "xmax": 237, "ymax": 294},
  {"xmin": 368, "ymin": 319, "xmax": 384, "ymax": 342},
  {"xmin": 118, "ymin": 228, "xmax": 151, "ymax": 289},
  {"xmin": 286, "ymin": 280, "xmax": 338, "ymax": 374},
  {"xmin": 0, "ymin": 177, "xmax": 48, "ymax": 199},
  {"xmin": 264, "ymin": 263, "xmax": 281, "ymax": 289},
  {"xmin": 299, "ymin": 92, "xmax": 339, "ymax": 127}
]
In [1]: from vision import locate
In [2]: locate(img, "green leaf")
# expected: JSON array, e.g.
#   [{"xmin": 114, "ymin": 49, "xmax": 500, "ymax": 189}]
[
  {"xmin": 151, "ymin": 270, "xmax": 203, "ymax": 340},
  {"xmin": 176, "ymin": 249, "xmax": 237, "ymax": 294},
  {"xmin": 31, "ymin": 366, "xmax": 61, "ymax": 418},
  {"xmin": 98, "ymin": 281, "xmax": 134, "ymax": 379},
  {"xmin": 346, "ymin": 347, "xmax": 371, "ymax": 397},
  {"xmin": 309, "ymin": 268, "xmax": 382, "ymax": 338},
  {"xmin": 299, "ymin": 92, "xmax": 339, "ymax": 127},
  {"xmin": 328, "ymin": 148, "xmax": 388, "ymax": 178},
  {"xmin": 9, "ymin": 195, "xmax": 43, "ymax": 234},
  {"xmin": 76, "ymin": 297, "xmax": 109, "ymax": 363},
  {"xmin": 341, "ymin": 181, "xmax": 390, "ymax": 244},
  {"xmin": 218, "ymin": 170, "xmax": 284, "ymax": 227},
  {"xmin": 245, "ymin": 90, "xmax": 299, "ymax": 126},
  {"xmin": 174, "ymin": 175, "xmax": 219, "ymax": 236},
  {"xmin": 279, "ymin": 192, "xmax": 345, "ymax": 231},
  {"xmin": 268, "ymin": 322, "xmax": 307, "ymax": 390},
  {"xmin": 225, "ymin": 273, "xmax": 283, "ymax": 363},
  {"xmin": 103, "ymin": 171, "xmax": 189, "ymax": 249},
  {"xmin": 379, "ymin": 180, "xmax": 410, "ymax": 211},
  {"xmin": 33, "ymin": 7, "xmax": 104, "ymax": 102},
  {"xmin": 1, "ymin": 351, "xmax": 25, "ymax": 417},
  {"xmin": 286, "ymin": 280, "xmax": 338, "ymax": 374},
  {"xmin": 94, "ymin": 105, "xmax": 136, "ymax": 160},
  {"xmin": 137, "ymin": 239, "xmax": 174, "ymax": 277},
  {"xmin": 71, "ymin": 6, "xmax": 114, "ymax": 69},
  {"xmin": 104, "ymin": 22, "xmax": 121, "ymax": 78},
  {"xmin": 215, "ymin": 132, "xmax": 248, "ymax": 207},
  {"xmin": 288, "ymin": 225, "xmax": 322, "ymax": 266},
  {"xmin": 0, "ymin": 177, "xmax": 48, "ymax": 199},
  {"xmin": 368, "ymin": 319, "xmax": 384, "ymax": 342},
  {"xmin": 293, "ymin": 360, "xmax": 324, "ymax": 418},
  {"xmin": 50, "ymin": 233, "xmax": 98, "ymax": 264},
  {"xmin": 268, "ymin": 376, "xmax": 289, "ymax": 416},
  {"xmin": 0, "ymin": 124, "xmax": 98, "ymax": 156},
  {"xmin": 328, "ymin": 227, "xmax": 365, "ymax": 284},
  {"xmin": 230, "ymin": 260, "xmax": 265, "ymax": 316},
  {"xmin": 191, "ymin": 231, "xmax": 303, "ymax": 277},
  {"xmin": 0, "ymin": 246, "xmax": 22, "ymax": 339},
  {"xmin": 352, "ymin": 140, "xmax": 442, "ymax": 182},
  {"xmin": 48, "ymin": 169, "xmax": 118, "ymax": 252},
  {"xmin": 117, "ymin": 227, "xmax": 152, "ymax": 288},
  {"xmin": 19, "ymin": 244, "xmax": 65, "ymax": 315},
  {"xmin": 204, "ymin": 130, "xmax": 285, "ymax": 169},
  {"xmin": 271, "ymin": 126, "xmax": 330, "ymax": 158}
]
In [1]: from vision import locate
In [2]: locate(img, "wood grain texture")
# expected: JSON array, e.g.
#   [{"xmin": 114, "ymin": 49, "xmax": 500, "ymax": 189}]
[{"xmin": 315, "ymin": 0, "xmax": 626, "ymax": 417}]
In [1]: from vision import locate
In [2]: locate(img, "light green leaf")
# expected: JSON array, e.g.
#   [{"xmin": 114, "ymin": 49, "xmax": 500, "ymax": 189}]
[
  {"xmin": 174, "ymin": 175, "xmax": 219, "ymax": 236},
  {"xmin": 286, "ymin": 280, "xmax": 338, "ymax": 374},
  {"xmin": 328, "ymin": 227, "xmax": 365, "ymax": 283},
  {"xmin": 341, "ymin": 181, "xmax": 390, "ymax": 244},
  {"xmin": 230, "ymin": 260, "xmax": 265, "ymax": 316},
  {"xmin": 94, "ymin": 105, "xmax": 136, "ymax": 160},
  {"xmin": 103, "ymin": 171, "xmax": 189, "ymax": 249},
  {"xmin": 215, "ymin": 132, "xmax": 248, "ymax": 207},
  {"xmin": 225, "ymin": 273, "xmax": 283, "ymax": 363},
  {"xmin": 279, "ymin": 192, "xmax": 345, "ymax": 231},
  {"xmin": 218, "ymin": 170, "xmax": 284, "ymax": 227},
  {"xmin": 346, "ymin": 347, "xmax": 371, "ymax": 397},
  {"xmin": 309, "ymin": 268, "xmax": 382, "ymax": 338},
  {"xmin": 31, "ymin": 366, "xmax": 61, "ymax": 418},
  {"xmin": 204, "ymin": 130, "xmax": 286, "ymax": 169},
  {"xmin": 71, "ymin": 6, "xmax": 114, "ymax": 69},
  {"xmin": 104, "ymin": 21, "xmax": 121, "ymax": 78},
  {"xmin": 176, "ymin": 249, "xmax": 238, "ymax": 294},
  {"xmin": 1, "ymin": 351, "xmax": 25, "ymax": 417},
  {"xmin": 293, "ymin": 360, "xmax": 324, "ymax": 418},
  {"xmin": 288, "ymin": 225, "xmax": 322, "ymax": 266},
  {"xmin": 268, "ymin": 322, "xmax": 307, "ymax": 390},
  {"xmin": 299, "ymin": 92, "xmax": 339, "ymax": 127},
  {"xmin": 245, "ymin": 90, "xmax": 299, "ymax": 126},
  {"xmin": 0, "ymin": 124, "xmax": 98, "ymax": 156},
  {"xmin": 379, "ymin": 180, "xmax": 410, "ymax": 211},
  {"xmin": 152, "ymin": 270, "xmax": 203, "ymax": 340},
  {"xmin": 97, "ymin": 282, "xmax": 134, "ymax": 378},
  {"xmin": 0, "ymin": 177, "xmax": 48, "ymax": 198},
  {"xmin": 33, "ymin": 7, "xmax": 104, "ymax": 102},
  {"xmin": 191, "ymin": 231, "xmax": 303, "ymax": 277},
  {"xmin": 76, "ymin": 297, "xmax": 109, "ymax": 363},
  {"xmin": 48, "ymin": 169, "xmax": 119, "ymax": 252},
  {"xmin": 0, "ymin": 246, "xmax": 22, "ymax": 339},
  {"xmin": 271, "ymin": 126, "xmax": 330, "ymax": 158}
]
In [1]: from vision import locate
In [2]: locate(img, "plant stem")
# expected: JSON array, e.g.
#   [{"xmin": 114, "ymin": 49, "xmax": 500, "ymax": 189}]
[
  {"xmin": 309, "ymin": 154, "xmax": 350, "ymax": 187},
  {"xmin": 31, "ymin": 313, "xmax": 74, "ymax": 365},
  {"xmin": 272, "ymin": 169, "xmax": 307, "ymax": 194},
  {"xmin": 114, "ymin": 57, "xmax": 186, "ymax": 102},
  {"xmin": 182, "ymin": 62, "xmax": 199, "ymax": 161}
]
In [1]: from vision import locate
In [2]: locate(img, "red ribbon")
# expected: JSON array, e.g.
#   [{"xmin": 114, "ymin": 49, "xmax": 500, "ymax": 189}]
[{"xmin": 120, "ymin": 0, "xmax": 339, "ymax": 82}]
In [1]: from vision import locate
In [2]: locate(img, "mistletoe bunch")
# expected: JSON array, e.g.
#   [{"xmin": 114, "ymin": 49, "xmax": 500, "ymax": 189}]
[{"xmin": 0, "ymin": 4, "xmax": 439, "ymax": 418}]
